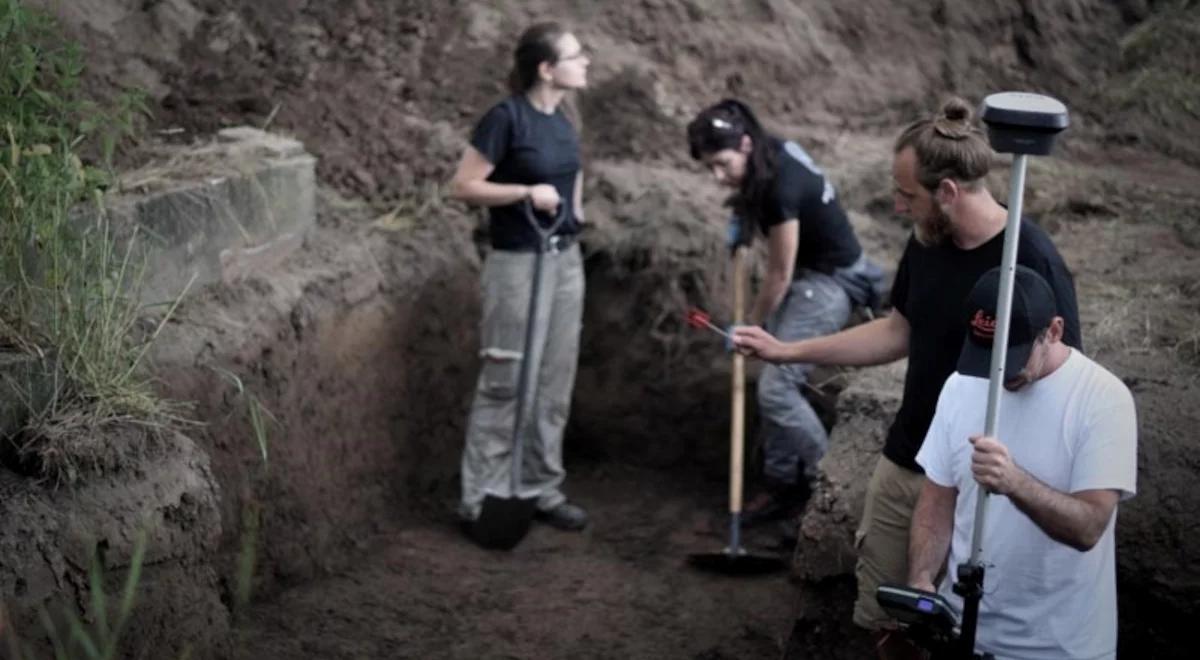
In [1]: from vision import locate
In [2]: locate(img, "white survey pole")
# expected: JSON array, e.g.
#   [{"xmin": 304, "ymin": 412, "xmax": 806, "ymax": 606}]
[
  {"xmin": 968, "ymin": 153, "xmax": 1027, "ymax": 563},
  {"xmin": 955, "ymin": 92, "xmax": 1068, "ymax": 658}
]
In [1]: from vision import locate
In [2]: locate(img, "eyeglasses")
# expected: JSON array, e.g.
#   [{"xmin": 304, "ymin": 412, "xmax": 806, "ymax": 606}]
[
  {"xmin": 558, "ymin": 47, "xmax": 591, "ymax": 62},
  {"xmin": 711, "ymin": 118, "xmax": 735, "ymax": 131}
]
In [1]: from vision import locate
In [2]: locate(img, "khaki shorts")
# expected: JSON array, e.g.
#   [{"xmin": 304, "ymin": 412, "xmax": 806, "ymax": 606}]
[{"xmin": 853, "ymin": 455, "xmax": 926, "ymax": 630}]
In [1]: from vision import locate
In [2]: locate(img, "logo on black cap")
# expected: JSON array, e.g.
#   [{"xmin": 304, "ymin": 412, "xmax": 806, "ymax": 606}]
[
  {"xmin": 957, "ymin": 265, "xmax": 1059, "ymax": 379},
  {"xmin": 970, "ymin": 310, "xmax": 997, "ymax": 341}
]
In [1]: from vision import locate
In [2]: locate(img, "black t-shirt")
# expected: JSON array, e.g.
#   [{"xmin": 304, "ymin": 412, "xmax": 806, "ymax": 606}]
[
  {"xmin": 756, "ymin": 140, "xmax": 862, "ymax": 274},
  {"xmin": 885, "ymin": 220, "xmax": 1083, "ymax": 472},
  {"xmin": 470, "ymin": 95, "xmax": 581, "ymax": 250}
]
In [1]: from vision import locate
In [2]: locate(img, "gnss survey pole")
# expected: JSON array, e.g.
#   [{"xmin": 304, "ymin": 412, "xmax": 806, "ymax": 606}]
[{"xmin": 954, "ymin": 92, "xmax": 1070, "ymax": 658}]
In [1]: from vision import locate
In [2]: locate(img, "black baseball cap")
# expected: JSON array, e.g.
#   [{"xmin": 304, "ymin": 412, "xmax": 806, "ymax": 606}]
[{"xmin": 957, "ymin": 265, "xmax": 1058, "ymax": 379}]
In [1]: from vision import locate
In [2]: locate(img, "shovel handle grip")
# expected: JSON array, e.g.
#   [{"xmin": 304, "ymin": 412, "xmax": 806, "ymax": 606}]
[{"xmin": 730, "ymin": 248, "xmax": 747, "ymax": 514}]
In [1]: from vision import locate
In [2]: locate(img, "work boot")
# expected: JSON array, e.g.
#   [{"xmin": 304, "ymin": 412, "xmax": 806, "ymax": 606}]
[
  {"xmin": 456, "ymin": 504, "xmax": 481, "ymax": 540},
  {"xmin": 535, "ymin": 502, "xmax": 588, "ymax": 531},
  {"xmin": 740, "ymin": 480, "xmax": 812, "ymax": 527}
]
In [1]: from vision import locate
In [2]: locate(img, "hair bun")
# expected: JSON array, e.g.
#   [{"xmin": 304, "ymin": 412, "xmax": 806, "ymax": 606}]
[
  {"xmin": 933, "ymin": 97, "xmax": 974, "ymax": 139},
  {"xmin": 941, "ymin": 97, "xmax": 972, "ymax": 122}
]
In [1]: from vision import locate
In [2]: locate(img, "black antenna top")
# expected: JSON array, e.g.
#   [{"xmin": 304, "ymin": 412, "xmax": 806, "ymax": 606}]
[{"xmin": 981, "ymin": 92, "xmax": 1069, "ymax": 155}]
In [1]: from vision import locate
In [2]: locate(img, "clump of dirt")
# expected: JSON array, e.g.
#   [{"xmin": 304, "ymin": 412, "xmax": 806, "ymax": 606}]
[{"xmin": 5, "ymin": 415, "xmax": 169, "ymax": 486}]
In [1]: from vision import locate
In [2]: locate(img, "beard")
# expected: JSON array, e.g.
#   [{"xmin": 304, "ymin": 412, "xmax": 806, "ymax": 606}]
[{"xmin": 913, "ymin": 207, "xmax": 952, "ymax": 246}]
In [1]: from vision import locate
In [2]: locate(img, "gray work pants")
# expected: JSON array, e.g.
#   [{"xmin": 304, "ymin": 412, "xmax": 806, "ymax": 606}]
[
  {"xmin": 758, "ymin": 270, "xmax": 851, "ymax": 487},
  {"xmin": 459, "ymin": 244, "xmax": 584, "ymax": 520}
]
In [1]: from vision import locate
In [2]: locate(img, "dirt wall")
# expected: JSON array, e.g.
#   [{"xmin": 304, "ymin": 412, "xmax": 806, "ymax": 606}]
[
  {"xmin": 147, "ymin": 204, "xmax": 482, "ymax": 596},
  {"xmin": 0, "ymin": 431, "xmax": 228, "ymax": 658}
]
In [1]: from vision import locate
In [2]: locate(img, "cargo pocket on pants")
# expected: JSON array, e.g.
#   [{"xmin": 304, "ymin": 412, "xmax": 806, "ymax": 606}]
[
  {"xmin": 475, "ymin": 346, "xmax": 523, "ymax": 463},
  {"xmin": 478, "ymin": 347, "xmax": 522, "ymax": 400}
]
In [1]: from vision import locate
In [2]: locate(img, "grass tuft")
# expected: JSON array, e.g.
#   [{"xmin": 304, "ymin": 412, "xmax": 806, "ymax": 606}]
[{"xmin": 0, "ymin": 0, "xmax": 189, "ymax": 480}]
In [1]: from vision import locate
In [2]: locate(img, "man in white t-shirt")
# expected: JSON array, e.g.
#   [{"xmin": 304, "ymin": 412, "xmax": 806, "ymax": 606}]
[{"xmin": 907, "ymin": 265, "xmax": 1137, "ymax": 660}]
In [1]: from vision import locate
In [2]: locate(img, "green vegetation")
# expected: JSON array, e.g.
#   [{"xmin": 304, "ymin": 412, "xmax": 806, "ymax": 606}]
[
  {"xmin": 0, "ymin": 0, "xmax": 185, "ymax": 479},
  {"xmin": 1105, "ymin": 0, "xmax": 1200, "ymax": 164}
]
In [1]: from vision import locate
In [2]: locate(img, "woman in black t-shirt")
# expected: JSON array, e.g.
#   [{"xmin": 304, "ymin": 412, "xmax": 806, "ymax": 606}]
[
  {"xmin": 449, "ymin": 22, "xmax": 590, "ymax": 534},
  {"xmin": 686, "ymin": 99, "xmax": 884, "ymax": 525}
]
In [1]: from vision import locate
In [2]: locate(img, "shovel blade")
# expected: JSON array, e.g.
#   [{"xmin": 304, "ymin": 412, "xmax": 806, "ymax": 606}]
[
  {"xmin": 467, "ymin": 495, "xmax": 538, "ymax": 550},
  {"xmin": 687, "ymin": 551, "xmax": 788, "ymax": 576}
]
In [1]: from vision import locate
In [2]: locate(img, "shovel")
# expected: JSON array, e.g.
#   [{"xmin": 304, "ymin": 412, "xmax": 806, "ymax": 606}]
[
  {"xmin": 467, "ymin": 200, "xmax": 570, "ymax": 550},
  {"xmin": 689, "ymin": 247, "xmax": 788, "ymax": 575}
]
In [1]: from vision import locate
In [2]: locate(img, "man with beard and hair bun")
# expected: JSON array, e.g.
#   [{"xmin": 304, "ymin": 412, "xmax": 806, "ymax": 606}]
[{"xmin": 732, "ymin": 96, "xmax": 1082, "ymax": 659}]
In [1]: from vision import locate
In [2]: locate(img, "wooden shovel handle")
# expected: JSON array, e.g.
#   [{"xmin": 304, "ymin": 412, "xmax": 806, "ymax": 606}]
[{"xmin": 730, "ymin": 248, "xmax": 746, "ymax": 514}]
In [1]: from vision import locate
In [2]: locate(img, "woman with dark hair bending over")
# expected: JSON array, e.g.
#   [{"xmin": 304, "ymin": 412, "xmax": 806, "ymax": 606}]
[
  {"xmin": 449, "ymin": 22, "xmax": 591, "ymax": 532},
  {"xmin": 687, "ymin": 99, "xmax": 884, "ymax": 526}
]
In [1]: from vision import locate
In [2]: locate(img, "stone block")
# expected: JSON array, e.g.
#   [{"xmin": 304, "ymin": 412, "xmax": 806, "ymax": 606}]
[{"xmin": 94, "ymin": 127, "xmax": 317, "ymax": 304}]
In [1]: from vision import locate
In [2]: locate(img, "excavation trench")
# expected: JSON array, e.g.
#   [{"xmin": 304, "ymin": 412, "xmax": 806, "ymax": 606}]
[{"xmin": 145, "ymin": 196, "xmax": 862, "ymax": 659}]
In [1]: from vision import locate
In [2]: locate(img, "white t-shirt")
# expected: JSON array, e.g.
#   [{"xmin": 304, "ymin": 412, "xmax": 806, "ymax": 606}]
[{"xmin": 916, "ymin": 349, "xmax": 1137, "ymax": 660}]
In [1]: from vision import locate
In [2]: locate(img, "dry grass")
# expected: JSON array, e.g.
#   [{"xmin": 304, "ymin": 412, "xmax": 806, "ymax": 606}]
[
  {"xmin": 370, "ymin": 181, "xmax": 448, "ymax": 233},
  {"xmin": 1082, "ymin": 277, "xmax": 1200, "ymax": 368}
]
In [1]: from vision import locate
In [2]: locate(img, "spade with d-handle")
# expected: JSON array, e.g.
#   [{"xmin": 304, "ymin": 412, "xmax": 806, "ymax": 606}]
[
  {"xmin": 467, "ymin": 199, "xmax": 570, "ymax": 550},
  {"xmin": 688, "ymin": 247, "xmax": 788, "ymax": 575},
  {"xmin": 951, "ymin": 92, "xmax": 1070, "ymax": 658}
]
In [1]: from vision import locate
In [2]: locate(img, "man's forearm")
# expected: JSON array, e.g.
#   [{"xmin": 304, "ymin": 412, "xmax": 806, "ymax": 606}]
[
  {"xmin": 782, "ymin": 312, "xmax": 910, "ymax": 366},
  {"xmin": 1006, "ymin": 470, "xmax": 1116, "ymax": 552},
  {"xmin": 453, "ymin": 179, "xmax": 529, "ymax": 208},
  {"xmin": 908, "ymin": 480, "xmax": 956, "ymax": 589}
]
